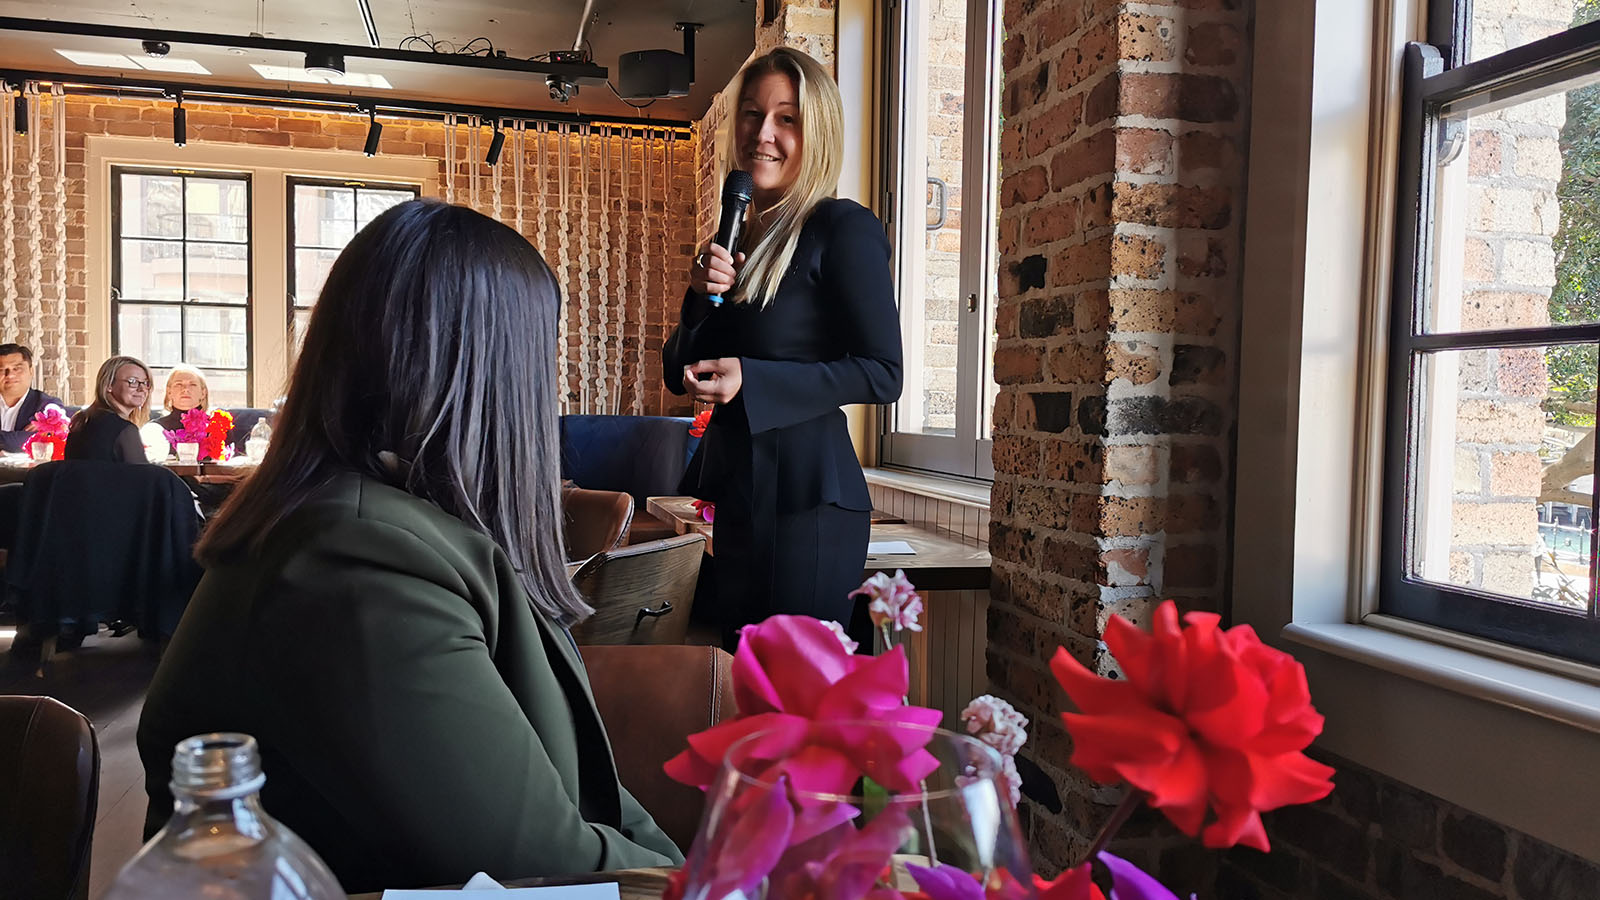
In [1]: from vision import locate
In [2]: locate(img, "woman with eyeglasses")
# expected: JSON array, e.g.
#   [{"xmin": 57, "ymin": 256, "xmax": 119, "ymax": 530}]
[{"xmin": 66, "ymin": 356, "xmax": 154, "ymax": 463}]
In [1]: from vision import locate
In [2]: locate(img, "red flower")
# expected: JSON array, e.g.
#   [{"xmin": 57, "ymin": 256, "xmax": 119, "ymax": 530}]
[
  {"xmin": 692, "ymin": 499, "xmax": 715, "ymax": 524},
  {"xmin": 1034, "ymin": 864, "xmax": 1106, "ymax": 900},
  {"xmin": 1049, "ymin": 601, "xmax": 1334, "ymax": 851},
  {"xmin": 689, "ymin": 409, "xmax": 712, "ymax": 438}
]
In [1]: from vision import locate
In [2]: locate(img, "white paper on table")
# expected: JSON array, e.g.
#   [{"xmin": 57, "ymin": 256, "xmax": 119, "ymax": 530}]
[
  {"xmin": 866, "ymin": 541, "xmax": 917, "ymax": 555},
  {"xmin": 381, "ymin": 882, "xmax": 620, "ymax": 899}
]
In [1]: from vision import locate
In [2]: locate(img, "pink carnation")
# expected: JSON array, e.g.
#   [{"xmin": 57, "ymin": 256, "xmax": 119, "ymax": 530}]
[
  {"xmin": 961, "ymin": 694, "xmax": 1029, "ymax": 756},
  {"xmin": 850, "ymin": 569, "xmax": 923, "ymax": 632}
]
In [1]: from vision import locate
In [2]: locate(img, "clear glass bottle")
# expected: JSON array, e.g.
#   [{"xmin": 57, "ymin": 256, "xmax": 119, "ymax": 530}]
[
  {"xmin": 104, "ymin": 733, "xmax": 344, "ymax": 899},
  {"xmin": 245, "ymin": 417, "xmax": 272, "ymax": 462}
]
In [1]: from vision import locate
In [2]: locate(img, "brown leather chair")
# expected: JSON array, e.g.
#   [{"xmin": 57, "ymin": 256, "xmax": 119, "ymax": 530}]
[
  {"xmin": 580, "ymin": 644, "xmax": 738, "ymax": 852},
  {"xmin": 0, "ymin": 696, "xmax": 100, "ymax": 900},
  {"xmin": 571, "ymin": 533, "xmax": 705, "ymax": 645},
  {"xmin": 562, "ymin": 487, "xmax": 635, "ymax": 562}
]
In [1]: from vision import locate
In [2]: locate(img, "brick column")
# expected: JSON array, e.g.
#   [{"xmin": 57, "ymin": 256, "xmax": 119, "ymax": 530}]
[{"xmin": 989, "ymin": 0, "xmax": 1251, "ymax": 872}]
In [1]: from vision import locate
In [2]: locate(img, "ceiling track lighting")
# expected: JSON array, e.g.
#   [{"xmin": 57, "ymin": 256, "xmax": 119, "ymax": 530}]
[
  {"xmin": 363, "ymin": 106, "xmax": 382, "ymax": 157},
  {"xmin": 303, "ymin": 50, "xmax": 345, "ymax": 79},
  {"xmin": 172, "ymin": 91, "xmax": 185, "ymax": 146},
  {"xmin": 485, "ymin": 120, "xmax": 505, "ymax": 166}
]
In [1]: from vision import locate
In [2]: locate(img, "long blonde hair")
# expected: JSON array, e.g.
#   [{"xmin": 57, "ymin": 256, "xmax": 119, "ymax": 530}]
[
  {"xmin": 161, "ymin": 363, "xmax": 210, "ymax": 413},
  {"xmin": 87, "ymin": 355, "xmax": 153, "ymax": 426},
  {"xmin": 722, "ymin": 47, "xmax": 844, "ymax": 307}
]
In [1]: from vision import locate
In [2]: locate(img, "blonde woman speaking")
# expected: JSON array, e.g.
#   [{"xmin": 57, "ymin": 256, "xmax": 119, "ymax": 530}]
[{"xmin": 665, "ymin": 47, "xmax": 903, "ymax": 645}]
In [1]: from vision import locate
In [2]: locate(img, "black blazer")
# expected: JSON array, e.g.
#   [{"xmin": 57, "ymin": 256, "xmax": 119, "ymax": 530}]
[
  {"xmin": 664, "ymin": 198, "xmax": 902, "ymax": 514},
  {"xmin": 0, "ymin": 388, "xmax": 65, "ymax": 453}
]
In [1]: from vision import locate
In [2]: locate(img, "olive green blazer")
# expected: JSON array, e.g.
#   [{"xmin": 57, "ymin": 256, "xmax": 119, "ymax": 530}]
[{"xmin": 137, "ymin": 472, "xmax": 682, "ymax": 893}]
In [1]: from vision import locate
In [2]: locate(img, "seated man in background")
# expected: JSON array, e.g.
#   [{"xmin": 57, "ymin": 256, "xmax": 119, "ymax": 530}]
[{"xmin": 0, "ymin": 343, "xmax": 63, "ymax": 453}]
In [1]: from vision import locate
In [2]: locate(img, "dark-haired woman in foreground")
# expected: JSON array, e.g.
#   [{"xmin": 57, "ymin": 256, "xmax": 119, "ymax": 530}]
[{"xmin": 136, "ymin": 199, "xmax": 682, "ymax": 892}]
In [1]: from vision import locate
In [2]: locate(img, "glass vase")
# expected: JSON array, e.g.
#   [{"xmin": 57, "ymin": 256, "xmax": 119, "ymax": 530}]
[{"xmin": 676, "ymin": 720, "xmax": 1036, "ymax": 900}]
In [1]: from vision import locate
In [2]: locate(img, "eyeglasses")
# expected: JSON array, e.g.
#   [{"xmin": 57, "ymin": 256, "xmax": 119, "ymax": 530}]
[{"xmin": 120, "ymin": 377, "xmax": 151, "ymax": 390}]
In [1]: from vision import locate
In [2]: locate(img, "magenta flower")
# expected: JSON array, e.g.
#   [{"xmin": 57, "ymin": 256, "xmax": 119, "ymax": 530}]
[
  {"xmin": 1100, "ymin": 852, "xmax": 1191, "ymax": 900},
  {"xmin": 851, "ymin": 569, "xmax": 924, "ymax": 632},
  {"xmin": 663, "ymin": 615, "xmax": 943, "ymax": 796},
  {"xmin": 907, "ymin": 862, "xmax": 987, "ymax": 900}
]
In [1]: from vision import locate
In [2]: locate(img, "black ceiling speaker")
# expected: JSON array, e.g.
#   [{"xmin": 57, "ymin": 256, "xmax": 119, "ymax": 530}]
[
  {"xmin": 617, "ymin": 23, "xmax": 699, "ymax": 100},
  {"xmin": 617, "ymin": 50, "xmax": 690, "ymax": 99}
]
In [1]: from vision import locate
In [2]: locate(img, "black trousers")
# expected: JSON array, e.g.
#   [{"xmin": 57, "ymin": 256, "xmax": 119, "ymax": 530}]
[{"xmin": 697, "ymin": 498, "xmax": 870, "ymax": 648}]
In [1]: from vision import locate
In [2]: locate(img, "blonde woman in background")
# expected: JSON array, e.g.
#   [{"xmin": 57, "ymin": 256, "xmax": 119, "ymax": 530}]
[
  {"xmin": 664, "ymin": 47, "xmax": 903, "ymax": 646},
  {"xmin": 66, "ymin": 355, "xmax": 154, "ymax": 463},
  {"xmin": 155, "ymin": 364, "xmax": 210, "ymax": 432}
]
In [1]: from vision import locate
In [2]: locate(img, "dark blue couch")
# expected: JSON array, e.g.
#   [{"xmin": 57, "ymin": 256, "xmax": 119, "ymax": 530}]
[{"xmin": 559, "ymin": 415, "xmax": 701, "ymax": 508}]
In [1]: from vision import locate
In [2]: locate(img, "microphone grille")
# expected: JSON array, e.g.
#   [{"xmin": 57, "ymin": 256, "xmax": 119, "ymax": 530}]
[{"xmin": 725, "ymin": 169, "xmax": 755, "ymax": 198}]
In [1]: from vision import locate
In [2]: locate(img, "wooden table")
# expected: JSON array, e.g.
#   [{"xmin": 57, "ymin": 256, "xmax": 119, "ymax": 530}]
[
  {"xmin": 645, "ymin": 496, "xmax": 987, "ymax": 591},
  {"xmin": 346, "ymin": 866, "xmax": 672, "ymax": 898},
  {"xmin": 0, "ymin": 453, "xmax": 258, "ymax": 484}
]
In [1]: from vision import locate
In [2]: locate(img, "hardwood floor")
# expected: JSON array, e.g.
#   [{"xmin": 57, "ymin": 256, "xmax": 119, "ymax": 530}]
[{"xmin": 0, "ymin": 627, "xmax": 159, "ymax": 899}]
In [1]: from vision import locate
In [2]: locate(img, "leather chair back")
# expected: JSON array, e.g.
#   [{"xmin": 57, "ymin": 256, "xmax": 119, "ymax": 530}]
[
  {"xmin": 579, "ymin": 644, "xmax": 737, "ymax": 852},
  {"xmin": 0, "ymin": 696, "xmax": 99, "ymax": 900},
  {"xmin": 571, "ymin": 533, "xmax": 705, "ymax": 645},
  {"xmin": 562, "ymin": 488, "xmax": 635, "ymax": 562}
]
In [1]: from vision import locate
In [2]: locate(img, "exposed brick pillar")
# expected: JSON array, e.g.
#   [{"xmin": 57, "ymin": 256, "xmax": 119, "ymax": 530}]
[{"xmin": 989, "ymin": 0, "xmax": 1252, "ymax": 873}]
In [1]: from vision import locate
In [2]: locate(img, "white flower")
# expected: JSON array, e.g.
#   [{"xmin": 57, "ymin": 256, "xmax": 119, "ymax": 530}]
[{"xmin": 820, "ymin": 619, "xmax": 859, "ymax": 654}]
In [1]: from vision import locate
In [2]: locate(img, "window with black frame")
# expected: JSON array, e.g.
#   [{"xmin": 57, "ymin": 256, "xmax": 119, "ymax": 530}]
[
  {"xmin": 112, "ymin": 167, "xmax": 252, "ymax": 407},
  {"xmin": 287, "ymin": 177, "xmax": 417, "ymax": 355},
  {"xmin": 1385, "ymin": 3, "xmax": 1600, "ymax": 662}
]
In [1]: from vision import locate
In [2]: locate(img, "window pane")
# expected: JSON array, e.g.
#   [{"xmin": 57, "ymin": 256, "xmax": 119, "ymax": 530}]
[
  {"xmin": 1427, "ymin": 81, "xmax": 1600, "ymax": 333},
  {"xmin": 356, "ymin": 188, "xmax": 415, "ymax": 228},
  {"xmin": 1410, "ymin": 345, "xmax": 1594, "ymax": 610},
  {"xmin": 1468, "ymin": 1, "xmax": 1595, "ymax": 64},
  {"xmin": 294, "ymin": 184, "xmax": 356, "ymax": 246},
  {"xmin": 186, "ymin": 243, "xmax": 249, "ymax": 303},
  {"xmin": 292, "ymin": 308, "xmax": 313, "ymax": 358},
  {"xmin": 117, "ymin": 303, "xmax": 182, "ymax": 366},
  {"xmin": 183, "ymin": 306, "xmax": 248, "ymax": 370},
  {"xmin": 185, "ymin": 177, "xmax": 249, "ymax": 243},
  {"xmin": 293, "ymin": 248, "xmax": 342, "ymax": 308},
  {"xmin": 119, "ymin": 172, "xmax": 183, "ymax": 238},
  {"xmin": 119, "ymin": 239, "xmax": 183, "ymax": 300},
  {"xmin": 205, "ymin": 369, "xmax": 249, "ymax": 408},
  {"xmin": 894, "ymin": 0, "xmax": 969, "ymax": 437}
]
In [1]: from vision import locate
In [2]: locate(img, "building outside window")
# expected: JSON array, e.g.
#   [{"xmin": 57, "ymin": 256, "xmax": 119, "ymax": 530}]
[
  {"xmin": 287, "ymin": 178, "xmax": 418, "ymax": 354},
  {"xmin": 1385, "ymin": 0, "xmax": 1600, "ymax": 662},
  {"xmin": 880, "ymin": 0, "xmax": 1002, "ymax": 479},
  {"xmin": 112, "ymin": 167, "xmax": 251, "ymax": 406}
]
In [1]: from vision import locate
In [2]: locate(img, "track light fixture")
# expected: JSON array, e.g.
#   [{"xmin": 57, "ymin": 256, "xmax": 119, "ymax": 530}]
[
  {"xmin": 172, "ymin": 92, "xmax": 186, "ymax": 147},
  {"xmin": 13, "ymin": 92, "xmax": 26, "ymax": 134},
  {"xmin": 485, "ymin": 120, "xmax": 505, "ymax": 166},
  {"xmin": 363, "ymin": 107, "xmax": 382, "ymax": 157}
]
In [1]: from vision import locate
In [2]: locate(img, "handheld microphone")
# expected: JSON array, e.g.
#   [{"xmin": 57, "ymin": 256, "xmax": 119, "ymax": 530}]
[{"xmin": 707, "ymin": 169, "xmax": 755, "ymax": 306}]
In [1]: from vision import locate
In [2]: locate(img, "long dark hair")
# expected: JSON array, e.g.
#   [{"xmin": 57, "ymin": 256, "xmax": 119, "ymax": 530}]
[{"xmin": 198, "ymin": 199, "xmax": 590, "ymax": 624}]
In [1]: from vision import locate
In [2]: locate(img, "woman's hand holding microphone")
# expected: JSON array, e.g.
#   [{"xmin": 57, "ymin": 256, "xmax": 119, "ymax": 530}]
[{"xmin": 684, "ymin": 240, "xmax": 747, "ymax": 405}]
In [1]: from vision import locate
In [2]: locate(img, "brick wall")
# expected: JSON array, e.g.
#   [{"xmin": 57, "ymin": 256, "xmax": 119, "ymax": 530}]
[
  {"xmin": 1216, "ymin": 750, "xmax": 1600, "ymax": 900},
  {"xmin": 988, "ymin": 0, "xmax": 1249, "ymax": 871},
  {"xmin": 1, "ymin": 94, "xmax": 697, "ymax": 412}
]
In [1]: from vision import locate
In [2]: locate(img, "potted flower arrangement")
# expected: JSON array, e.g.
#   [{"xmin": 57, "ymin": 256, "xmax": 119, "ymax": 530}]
[
  {"xmin": 163, "ymin": 408, "xmax": 234, "ymax": 463},
  {"xmin": 660, "ymin": 577, "xmax": 1334, "ymax": 900},
  {"xmin": 21, "ymin": 403, "xmax": 70, "ymax": 461}
]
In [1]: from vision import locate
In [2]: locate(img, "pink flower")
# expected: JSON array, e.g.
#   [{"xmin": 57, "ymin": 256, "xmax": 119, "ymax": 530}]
[
  {"xmin": 961, "ymin": 694, "xmax": 1029, "ymax": 757},
  {"xmin": 821, "ymin": 620, "xmax": 859, "ymax": 654},
  {"xmin": 851, "ymin": 569, "xmax": 923, "ymax": 632},
  {"xmin": 663, "ymin": 615, "xmax": 943, "ymax": 797}
]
